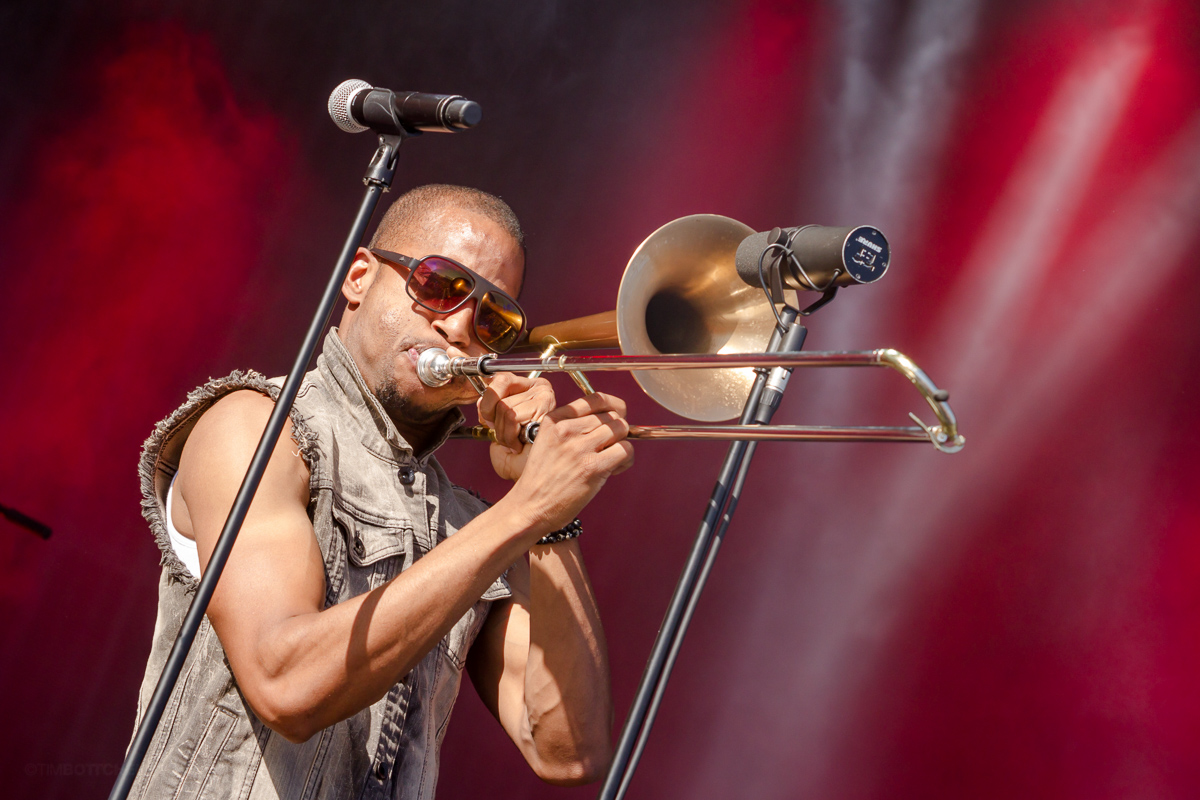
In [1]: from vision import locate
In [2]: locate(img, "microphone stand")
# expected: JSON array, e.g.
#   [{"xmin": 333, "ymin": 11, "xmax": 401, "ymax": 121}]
[
  {"xmin": 108, "ymin": 132, "xmax": 407, "ymax": 800},
  {"xmin": 599, "ymin": 305, "xmax": 806, "ymax": 800}
]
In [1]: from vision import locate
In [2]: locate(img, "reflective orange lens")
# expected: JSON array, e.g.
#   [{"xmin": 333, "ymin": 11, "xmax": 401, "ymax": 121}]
[
  {"xmin": 478, "ymin": 291, "xmax": 523, "ymax": 352},
  {"xmin": 409, "ymin": 257, "xmax": 474, "ymax": 311}
]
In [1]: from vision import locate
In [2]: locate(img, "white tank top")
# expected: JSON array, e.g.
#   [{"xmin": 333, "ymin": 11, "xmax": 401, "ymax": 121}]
[{"xmin": 166, "ymin": 474, "xmax": 202, "ymax": 578}]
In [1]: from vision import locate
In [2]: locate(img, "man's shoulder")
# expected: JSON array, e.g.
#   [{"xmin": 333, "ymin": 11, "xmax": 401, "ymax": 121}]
[
  {"xmin": 180, "ymin": 386, "xmax": 312, "ymax": 504},
  {"xmin": 175, "ymin": 369, "xmax": 278, "ymax": 413},
  {"xmin": 188, "ymin": 389, "xmax": 278, "ymax": 447},
  {"xmin": 144, "ymin": 369, "xmax": 279, "ymax": 470},
  {"xmin": 207, "ymin": 385, "xmax": 276, "ymax": 413}
]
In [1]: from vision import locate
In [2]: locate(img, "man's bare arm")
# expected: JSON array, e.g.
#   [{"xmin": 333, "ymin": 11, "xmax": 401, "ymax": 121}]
[
  {"xmin": 468, "ymin": 542, "xmax": 613, "ymax": 785},
  {"xmin": 179, "ymin": 389, "xmax": 628, "ymax": 743},
  {"xmin": 466, "ymin": 384, "xmax": 629, "ymax": 785}
]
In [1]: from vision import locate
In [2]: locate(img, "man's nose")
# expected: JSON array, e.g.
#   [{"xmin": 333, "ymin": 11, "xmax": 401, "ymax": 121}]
[{"xmin": 432, "ymin": 303, "xmax": 475, "ymax": 349}]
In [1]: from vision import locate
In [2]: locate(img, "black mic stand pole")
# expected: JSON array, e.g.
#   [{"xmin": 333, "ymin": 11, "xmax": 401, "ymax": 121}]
[
  {"xmin": 599, "ymin": 304, "xmax": 806, "ymax": 800},
  {"xmin": 109, "ymin": 132, "xmax": 406, "ymax": 800}
]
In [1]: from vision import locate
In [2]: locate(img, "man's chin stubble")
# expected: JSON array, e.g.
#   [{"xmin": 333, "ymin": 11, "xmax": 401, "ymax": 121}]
[{"xmin": 374, "ymin": 380, "xmax": 460, "ymax": 428}]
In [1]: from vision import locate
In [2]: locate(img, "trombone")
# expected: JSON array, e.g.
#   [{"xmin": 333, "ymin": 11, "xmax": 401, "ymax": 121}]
[
  {"xmin": 435, "ymin": 214, "xmax": 965, "ymax": 800},
  {"xmin": 440, "ymin": 214, "xmax": 964, "ymax": 453}
]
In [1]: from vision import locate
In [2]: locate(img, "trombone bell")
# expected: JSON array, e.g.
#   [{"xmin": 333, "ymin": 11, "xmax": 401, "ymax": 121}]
[{"xmin": 616, "ymin": 214, "xmax": 776, "ymax": 421}]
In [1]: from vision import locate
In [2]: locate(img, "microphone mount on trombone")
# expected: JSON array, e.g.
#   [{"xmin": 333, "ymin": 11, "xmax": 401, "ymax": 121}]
[{"xmin": 738, "ymin": 223, "xmax": 892, "ymax": 320}]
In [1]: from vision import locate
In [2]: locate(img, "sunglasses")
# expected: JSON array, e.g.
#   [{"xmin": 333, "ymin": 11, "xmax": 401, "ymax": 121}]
[{"xmin": 369, "ymin": 248, "xmax": 526, "ymax": 353}]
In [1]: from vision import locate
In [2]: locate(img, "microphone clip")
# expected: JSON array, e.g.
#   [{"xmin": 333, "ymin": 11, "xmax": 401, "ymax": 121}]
[
  {"xmin": 363, "ymin": 133, "xmax": 405, "ymax": 188},
  {"xmin": 757, "ymin": 227, "xmax": 842, "ymax": 323},
  {"xmin": 799, "ymin": 286, "xmax": 838, "ymax": 316},
  {"xmin": 761, "ymin": 227, "xmax": 789, "ymax": 307}
]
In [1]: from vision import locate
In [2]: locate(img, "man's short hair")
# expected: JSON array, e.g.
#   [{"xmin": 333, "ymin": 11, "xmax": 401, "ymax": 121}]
[{"xmin": 369, "ymin": 184, "xmax": 525, "ymax": 254}]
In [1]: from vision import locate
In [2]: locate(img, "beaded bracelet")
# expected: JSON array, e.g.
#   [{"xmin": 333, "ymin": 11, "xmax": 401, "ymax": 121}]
[{"xmin": 535, "ymin": 518, "xmax": 583, "ymax": 546}]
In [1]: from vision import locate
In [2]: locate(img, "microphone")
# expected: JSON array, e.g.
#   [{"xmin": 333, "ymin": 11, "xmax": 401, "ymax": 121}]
[
  {"xmin": 735, "ymin": 225, "xmax": 890, "ymax": 291},
  {"xmin": 327, "ymin": 79, "xmax": 482, "ymax": 135}
]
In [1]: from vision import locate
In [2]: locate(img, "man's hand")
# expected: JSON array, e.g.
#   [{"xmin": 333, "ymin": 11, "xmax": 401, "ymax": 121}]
[
  {"xmin": 477, "ymin": 374, "xmax": 556, "ymax": 481},
  {"xmin": 500, "ymin": 392, "xmax": 634, "ymax": 537}
]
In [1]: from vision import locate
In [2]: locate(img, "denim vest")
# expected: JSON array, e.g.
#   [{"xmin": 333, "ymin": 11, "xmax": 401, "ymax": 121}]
[{"xmin": 130, "ymin": 330, "xmax": 510, "ymax": 800}]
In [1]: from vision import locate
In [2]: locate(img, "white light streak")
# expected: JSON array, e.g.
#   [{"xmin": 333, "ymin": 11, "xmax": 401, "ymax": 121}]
[{"xmin": 684, "ymin": 13, "xmax": 1194, "ymax": 800}]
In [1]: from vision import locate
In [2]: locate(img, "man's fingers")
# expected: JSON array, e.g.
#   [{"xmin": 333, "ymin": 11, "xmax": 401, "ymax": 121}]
[
  {"xmin": 478, "ymin": 375, "xmax": 552, "ymax": 424},
  {"xmin": 476, "ymin": 373, "xmax": 515, "ymax": 425},
  {"xmin": 547, "ymin": 392, "xmax": 628, "ymax": 422},
  {"xmin": 545, "ymin": 409, "xmax": 629, "ymax": 444},
  {"xmin": 478, "ymin": 376, "xmax": 554, "ymax": 450},
  {"xmin": 582, "ymin": 412, "xmax": 630, "ymax": 449},
  {"xmin": 490, "ymin": 406, "xmax": 518, "ymax": 452},
  {"xmin": 492, "ymin": 400, "xmax": 536, "ymax": 451},
  {"xmin": 511, "ymin": 391, "xmax": 555, "ymax": 421},
  {"xmin": 605, "ymin": 440, "xmax": 636, "ymax": 476}
]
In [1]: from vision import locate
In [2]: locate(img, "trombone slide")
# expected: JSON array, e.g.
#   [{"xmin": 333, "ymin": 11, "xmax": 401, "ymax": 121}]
[
  {"xmin": 428, "ymin": 347, "xmax": 964, "ymax": 453},
  {"xmin": 455, "ymin": 423, "xmax": 955, "ymax": 448}
]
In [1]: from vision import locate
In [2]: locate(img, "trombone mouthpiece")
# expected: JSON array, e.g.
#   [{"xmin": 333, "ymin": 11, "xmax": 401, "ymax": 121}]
[{"xmin": 416, "ymin": 348, "xmax": 452, "ymax": 387}]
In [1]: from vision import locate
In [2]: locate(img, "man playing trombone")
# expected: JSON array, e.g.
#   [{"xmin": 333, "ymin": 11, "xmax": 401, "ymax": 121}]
[{"xmin": 130, "ymin": 184, "xmax": 633, "ymax": 799}]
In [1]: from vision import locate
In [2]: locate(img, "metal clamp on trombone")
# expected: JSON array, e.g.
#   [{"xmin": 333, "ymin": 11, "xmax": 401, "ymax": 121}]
[{"xmin": 437, "ymin": 214, "xmax": 965, "ymax": 454}]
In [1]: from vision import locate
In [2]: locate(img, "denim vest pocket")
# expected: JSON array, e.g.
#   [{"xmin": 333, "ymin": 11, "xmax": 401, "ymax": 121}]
[{"xmin": 332, "ymin": 502, "xmax": 414, "ymax": 592}]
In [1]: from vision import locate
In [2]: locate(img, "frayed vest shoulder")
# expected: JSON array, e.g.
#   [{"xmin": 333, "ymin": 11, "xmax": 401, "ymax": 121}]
[{"xmin": 129, "ymin": 330, "xmax": 509, "ymax": 800}]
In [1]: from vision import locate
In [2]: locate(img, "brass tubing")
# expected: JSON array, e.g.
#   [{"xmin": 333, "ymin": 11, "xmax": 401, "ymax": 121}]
[
  {"xmin": 517, "ymin": 310, "xmax": 619, "ymax": 352},
  {"xmin": 873, "ymin": 348, "xmax": 961, "ymax": 452},
  {"xmin": 454, "ymin": 424, "xmax": 940, "ymax": 444},
  {"xmin": 424, "ymin": 346, "xmax": 965, "ymax": 454},
  {"xmin": 459, "ymin": 350, "xmax": 885, "ymax": 374},
  {"xmin": 628, "ymin": 424, "xmax": 933, "ymax": 442},
  {"xmin": 471, "ymin": 349, "xmax": 896, "ymax": 372}
]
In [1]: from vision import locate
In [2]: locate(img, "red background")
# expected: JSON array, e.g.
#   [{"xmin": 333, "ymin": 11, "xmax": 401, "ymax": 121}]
[{"xmin": 3, "ymin": 1, "xmax": 1200, "ymax": 797}]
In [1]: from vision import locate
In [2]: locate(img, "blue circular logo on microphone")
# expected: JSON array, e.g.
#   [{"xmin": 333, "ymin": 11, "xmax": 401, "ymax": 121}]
[{"xmin": 841, "ymin": 226, "xmax": 889, "ymax": 283}]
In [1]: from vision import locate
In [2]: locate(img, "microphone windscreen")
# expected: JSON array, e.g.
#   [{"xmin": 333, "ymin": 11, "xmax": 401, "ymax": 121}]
[
  {"xmin": 328, "ymin": 79, "xmax": 372, "ymax": 133},
  {"xmin": 735, "ymin": 230, "xmax": 777, "ymax": 288}
]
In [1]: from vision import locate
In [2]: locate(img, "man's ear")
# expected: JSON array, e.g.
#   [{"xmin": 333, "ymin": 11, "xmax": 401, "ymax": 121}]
[{"xmin": 342, "ymin": 248, "xmax": 378, "ymax": 309}]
